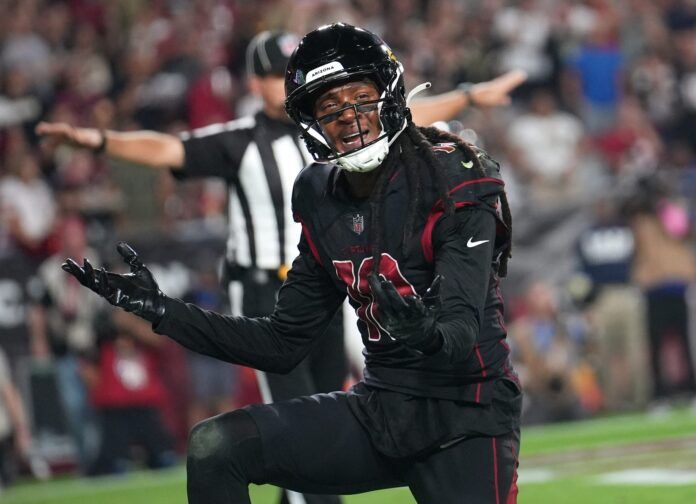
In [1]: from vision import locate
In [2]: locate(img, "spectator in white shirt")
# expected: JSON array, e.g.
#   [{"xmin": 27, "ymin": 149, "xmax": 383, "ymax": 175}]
[
  {"xmin": 506, "ymin": 88, "xmax": 586, "ymax": 205},
  {"xmin": 0, "ymin": 152, "xmax": 56, "ymax": 258}
]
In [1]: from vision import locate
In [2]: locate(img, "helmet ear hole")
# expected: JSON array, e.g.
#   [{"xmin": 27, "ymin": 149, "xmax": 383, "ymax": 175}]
[{"xmin": 380, "ymin": 99, "xmax": 402, "ymax": 131}]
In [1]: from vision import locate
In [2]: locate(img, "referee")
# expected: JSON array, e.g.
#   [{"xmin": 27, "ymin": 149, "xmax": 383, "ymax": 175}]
[{"xmin": 37, "ymin": 29, "xmax": 525, "ymax": 504}]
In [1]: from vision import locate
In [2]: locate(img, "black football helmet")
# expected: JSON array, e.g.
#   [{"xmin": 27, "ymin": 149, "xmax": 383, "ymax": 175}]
[{"xmin": 284, "ymin": 23, "xmax": 409, "ymax": 172}]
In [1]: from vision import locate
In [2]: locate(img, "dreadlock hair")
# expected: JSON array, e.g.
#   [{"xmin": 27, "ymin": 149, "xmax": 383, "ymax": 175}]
[{"xmin": 368, "ymin": 121, "xmax": 513, "ymax": 278}]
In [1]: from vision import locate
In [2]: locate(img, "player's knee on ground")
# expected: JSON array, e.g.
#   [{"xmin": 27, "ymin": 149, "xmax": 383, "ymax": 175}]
[{"xmin": 187, "ymin": 409, "xmax": 265, "ymax": 482}]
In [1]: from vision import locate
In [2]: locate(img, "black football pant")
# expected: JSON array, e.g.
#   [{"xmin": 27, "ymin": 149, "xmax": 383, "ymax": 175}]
[
  {"xmin": 231, "ymin": 271, "xmax": 347, "ymax": 504},
  {"xmin": 186, "ymin": 392, "xmax": 520, "ymax": 504}
]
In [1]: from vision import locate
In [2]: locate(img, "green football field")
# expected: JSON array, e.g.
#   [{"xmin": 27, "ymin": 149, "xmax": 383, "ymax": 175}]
[{"xmin": 3, "ymin": 407, "xmax": 696, "ymax": 503}]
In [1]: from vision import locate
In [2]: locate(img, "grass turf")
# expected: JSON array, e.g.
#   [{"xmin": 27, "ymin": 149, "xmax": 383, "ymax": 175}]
[{"xmin": 3, "ymin": 407, "xmax": 696, "ymax": 503}]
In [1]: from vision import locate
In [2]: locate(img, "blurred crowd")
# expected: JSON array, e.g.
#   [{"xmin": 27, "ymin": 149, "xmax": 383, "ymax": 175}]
[{"xmin": 1, "ymin": 0, "xmax": 696, "ymax": 487}]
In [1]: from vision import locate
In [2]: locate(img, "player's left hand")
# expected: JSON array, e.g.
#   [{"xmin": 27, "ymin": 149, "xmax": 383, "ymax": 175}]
[{"xmin": 368, "ymin": 274, "xmax": 442, "ymax": 353}]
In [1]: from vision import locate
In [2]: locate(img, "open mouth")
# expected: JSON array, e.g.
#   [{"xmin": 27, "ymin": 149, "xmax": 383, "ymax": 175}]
[{"xmin": 340, "ymin": 130, "xmax": 370, "ymax": 150}]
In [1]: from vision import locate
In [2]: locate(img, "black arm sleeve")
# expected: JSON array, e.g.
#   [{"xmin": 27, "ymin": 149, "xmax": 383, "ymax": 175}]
[
  {"xmin": 153, "ymin": 236, "xmax": 346, "ymax": 373},
  {"xmin": 432, "ymin": 208, "xmax": 497, "ymax": 363},
  {"xmin": 174, "ymin": 127, "xmax": 249, "ymax": 180}
]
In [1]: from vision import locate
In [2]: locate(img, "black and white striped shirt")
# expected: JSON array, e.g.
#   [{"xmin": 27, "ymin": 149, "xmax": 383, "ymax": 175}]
[{"xmin": 177, "ymin": 111, "xmax": 313, "ymax": 269}]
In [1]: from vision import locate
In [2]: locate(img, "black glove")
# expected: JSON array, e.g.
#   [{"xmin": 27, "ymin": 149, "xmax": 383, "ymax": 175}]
[
  {"xmin": 368, "ymin": 273, "xmax": 442, "ymax": 354},
  {"xmin": 62, "ymin": 241, "xmax": 166, "ymax": 324}
]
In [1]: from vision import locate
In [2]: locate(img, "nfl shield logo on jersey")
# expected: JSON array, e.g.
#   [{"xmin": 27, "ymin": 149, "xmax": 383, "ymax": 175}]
[{"xmin": 352, "ymin": 214, "xmax": 364, "ymax": 235}]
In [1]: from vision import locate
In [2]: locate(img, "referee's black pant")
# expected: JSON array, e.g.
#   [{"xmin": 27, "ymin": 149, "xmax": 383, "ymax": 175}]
[{"xmin": 229, "ymin": 268, "xmax": 347, "ymax": 504}]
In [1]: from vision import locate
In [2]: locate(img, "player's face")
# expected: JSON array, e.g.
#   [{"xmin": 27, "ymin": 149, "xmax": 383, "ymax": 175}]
[{"xmin": 313, "ymin": 81, "xmax": 381, "ymax": 153}]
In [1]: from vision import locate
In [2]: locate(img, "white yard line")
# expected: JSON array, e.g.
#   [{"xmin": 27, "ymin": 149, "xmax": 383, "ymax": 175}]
[
  {"xmin": 518, "ymin": 469, "xmax": 558, "ymax": 484},
  {"xmin": 519, "ymin": 436, "xmax": 696, "ymax": 486},
  {"xmin": 523, "ymin": 437, "xmax": 696, "ymax": 467},
  {"xmin": 597, "ymin": 469, "xmax": 696, "ymax": 485}
]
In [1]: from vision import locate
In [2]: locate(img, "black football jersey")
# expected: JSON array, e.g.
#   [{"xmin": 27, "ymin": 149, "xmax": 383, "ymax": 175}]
[
  {"xmin": 290, "ymin": 143, "xmax": 516, "ymax": 402},
  {"xmin": 155, "ymin": 142, "xmax": 518, "ymax": 403}
]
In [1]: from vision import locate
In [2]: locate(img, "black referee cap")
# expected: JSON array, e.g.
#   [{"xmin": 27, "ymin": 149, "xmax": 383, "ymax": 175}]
[{"xmin": 246, "ymin": 31, "xmax": 299, "ymax": 77}]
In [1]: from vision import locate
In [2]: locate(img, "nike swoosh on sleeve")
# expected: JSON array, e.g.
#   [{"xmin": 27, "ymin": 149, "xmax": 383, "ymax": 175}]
[{"xmin": 466, "ymin": 237, "xmax": 489, "ymax": 248}]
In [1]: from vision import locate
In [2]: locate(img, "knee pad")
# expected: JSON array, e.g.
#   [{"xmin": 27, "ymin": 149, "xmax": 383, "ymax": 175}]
[{"xmin": 187, "ymin": 409, "xmax": 265, "ymax": 482}]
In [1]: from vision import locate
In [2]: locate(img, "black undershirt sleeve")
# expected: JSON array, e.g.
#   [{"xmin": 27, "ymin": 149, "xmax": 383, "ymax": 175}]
[
  {"xmin": 174, "ymin": 128, "xmax": 249, "ymax": 180},
  {"xmin": 153, "ymin": 236, "xmax": 346, "ymax": 373},
  {"xmin": 431, "ymin": 207, "xmax": 497, "ymax": 363}
]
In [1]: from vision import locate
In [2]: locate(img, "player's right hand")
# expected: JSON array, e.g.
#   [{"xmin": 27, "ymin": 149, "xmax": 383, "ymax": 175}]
[
  {"xmin": 62, "ymin": 242, "xmax": 166, "ymax": 324},
  {"xmin": 35, "ymin": 122, "xmax": 104, "ymax": 151},
  {"xmin": 368, "ymin": 273, "xmax": 443, "ymax": 354}
]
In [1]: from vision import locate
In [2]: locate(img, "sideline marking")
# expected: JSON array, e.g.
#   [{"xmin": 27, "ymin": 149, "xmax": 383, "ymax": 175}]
[
  {"xmin": 597, "ymin": 469, "xmax": 696, "ymax": 485},
  {"xmin": 518, "ymin": 469, "xmax": 556, "ymax": 483}
]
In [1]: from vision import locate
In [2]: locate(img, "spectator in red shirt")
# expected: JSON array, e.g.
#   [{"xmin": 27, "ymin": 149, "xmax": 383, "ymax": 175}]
[{"xmin": 85, "ymin": 310, "xmax": 175, "ymax": 475}]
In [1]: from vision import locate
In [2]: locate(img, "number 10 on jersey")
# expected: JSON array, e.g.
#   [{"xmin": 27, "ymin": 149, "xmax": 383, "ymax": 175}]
[{"xmin": 333, "ymin": 254, "xmax": 417, "ymax": 342}]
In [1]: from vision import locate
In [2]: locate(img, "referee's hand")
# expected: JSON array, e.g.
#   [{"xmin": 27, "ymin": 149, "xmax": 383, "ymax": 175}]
[{"xmin": 35, "ymin": 121, "xmax": 104, "ymax": 151}]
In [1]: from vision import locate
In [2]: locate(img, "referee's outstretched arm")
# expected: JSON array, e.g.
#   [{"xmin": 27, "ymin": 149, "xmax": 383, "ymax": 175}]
[
  {"xmin": 409, "ymin": 69, "xmax": 526, "ymax": 125},
  {"xmin": 35, "ymin": 122, "xmax": 185, "ymax": 170},
  {"xmin": 35, "ymin": 69, "xmax": 526, "ymax": 168}
]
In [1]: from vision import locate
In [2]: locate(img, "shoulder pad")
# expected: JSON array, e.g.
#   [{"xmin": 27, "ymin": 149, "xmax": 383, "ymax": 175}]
[
  {"xmin": 430, "ymin": 142, "xmax": 469, "ymax": 171},
  {"xmin": 471, "ymin": 146, "xmax": 502, "ymax": 180},
  {"xmin": 439, "ymin": 145, "xmax": 503, "ymax": 182},
  {"xmin": 440, "ymin": 146, "xmax": 505, "ymax": 205},
  {"xmin": 430, "ymin": 142, "xmax": 458, "ymax": 154}
]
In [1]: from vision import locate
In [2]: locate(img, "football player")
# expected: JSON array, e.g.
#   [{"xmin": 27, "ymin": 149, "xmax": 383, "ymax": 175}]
[{"xmin": 63, "ymin": 23, "xmax": 522, "ymax": 503}]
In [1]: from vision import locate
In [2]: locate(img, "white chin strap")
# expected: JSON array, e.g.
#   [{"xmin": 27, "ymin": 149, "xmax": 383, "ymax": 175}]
[
  {"xmin": 337, "ymin": 121, "xmax": 407, "ymax": 173},
  {"xmin": 337, "ymin": 135, "xmax": 390, "ymax": 172}
]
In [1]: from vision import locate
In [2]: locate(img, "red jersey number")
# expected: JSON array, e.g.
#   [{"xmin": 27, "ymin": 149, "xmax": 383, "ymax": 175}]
[{"xmin": 332, "ymin": 254, "xmax": 416, "ymax": 342}]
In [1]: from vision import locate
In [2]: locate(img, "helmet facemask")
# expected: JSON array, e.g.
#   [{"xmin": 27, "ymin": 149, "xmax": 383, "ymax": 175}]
[
  {"xmin": 285, "ymin": 25, "xmax": 410, "ymax": 172},
  {"xmin": 303, "ymin": 74, "xmax": 407, "ymax": 172}
]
